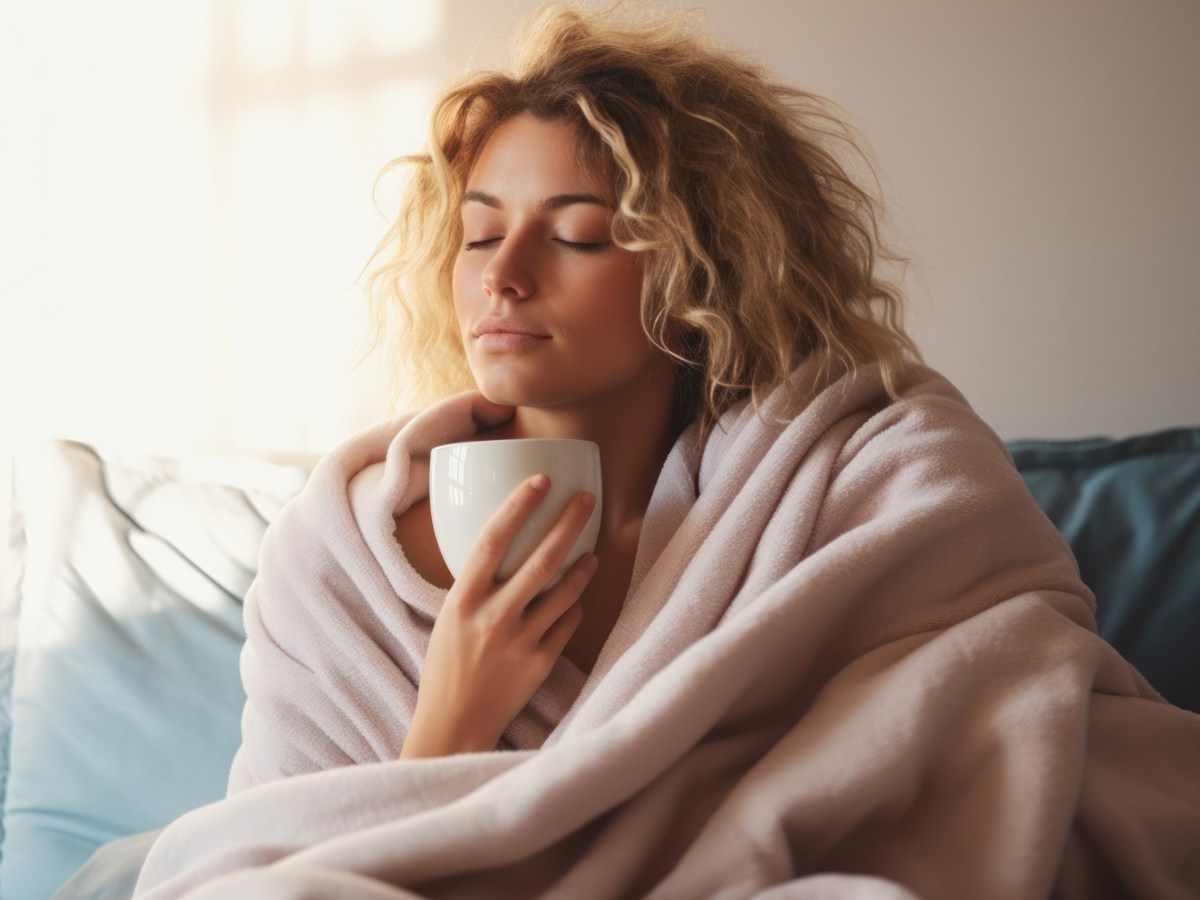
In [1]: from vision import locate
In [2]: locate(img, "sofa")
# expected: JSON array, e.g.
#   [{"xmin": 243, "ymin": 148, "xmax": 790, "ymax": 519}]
[{"xmin": 1, "ymin": 424, "xmax": 1197, "ymax": 899}]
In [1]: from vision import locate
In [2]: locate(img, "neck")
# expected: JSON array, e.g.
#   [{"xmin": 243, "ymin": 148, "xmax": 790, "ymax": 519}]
[{"xmin": 484, "ymin": 360, "xmax": 681, "ymax": 542}]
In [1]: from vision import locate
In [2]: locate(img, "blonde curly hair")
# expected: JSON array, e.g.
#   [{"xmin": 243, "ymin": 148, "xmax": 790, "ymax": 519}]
[{"xmin": 357, "ymin": 2, "xmax": 923, "ymax": 442}]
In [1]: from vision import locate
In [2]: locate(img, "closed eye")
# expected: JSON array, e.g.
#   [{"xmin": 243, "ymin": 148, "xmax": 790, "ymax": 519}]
[
  {"xmin": 555, "ymin": 240, "xmax": 609, "ymax": 253},
  {"xmin": 463, "ymin": 238, "xmax": 501, "ymax": 251},
  {"xmin": 463, "ymin": 238, "xmax": 610, "ymax": 253}
]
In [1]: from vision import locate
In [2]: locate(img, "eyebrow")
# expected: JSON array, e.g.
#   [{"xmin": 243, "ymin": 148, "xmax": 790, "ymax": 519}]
[{"xmin": 462, "ymin": 190, "xmax": 610, "ymax": 212}]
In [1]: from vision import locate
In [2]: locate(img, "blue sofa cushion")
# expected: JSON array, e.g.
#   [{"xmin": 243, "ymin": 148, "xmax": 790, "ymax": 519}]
[
  {"xmin": 1008, "ymin": 426, "xmax": 1200, "ymax": 714},
  {"xmin": 0, "ymin": 441, "xmax": 313, "ymax": 900}
]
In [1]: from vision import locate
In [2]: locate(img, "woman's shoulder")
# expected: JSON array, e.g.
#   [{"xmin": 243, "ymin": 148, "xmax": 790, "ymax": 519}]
[
  {"xmin": 809, "ymin": 362, "xmax": 1055, "ymax": 551},
  {"xmin": 392, "ymin": 497, "xmax": 454, "ymax": 590},
  {"xmin": 697, "ymin": 360, "xmax": 1006, "ymax": 489},
  {"xmin": 833, "ymin": 362, "xmax": 1012, "ymax": 472}
]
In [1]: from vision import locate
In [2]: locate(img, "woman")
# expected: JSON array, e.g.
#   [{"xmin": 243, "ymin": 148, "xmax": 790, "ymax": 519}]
[
  {"xmin": 123, "ymin": 3, "xmax": 1198, "ymax": 898},
  {"xmin": 375, "ymin": 0, "xmax": 921, "ymax": 759},
  {"xmin": 392, "ymin": 110, "xmax": 681, "ymax": 757}
]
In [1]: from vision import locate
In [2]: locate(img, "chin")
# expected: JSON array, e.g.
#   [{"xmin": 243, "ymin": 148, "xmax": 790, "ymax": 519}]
[
  {"xmin": 479, "ymin": 387, "xmax": 559, "ymax": 409},
  {"xmin": 468, "ymin": 364, "xmax": 551, "ymax": 406},
  {"xmin": 474, "ymin": 377, "xmax": 587, "ymax": 412},
  {"xmin": 470, "ymin": 374, "xmax": 545, "ymax": 408},
  {"xmin": 470, "ymin": 359, "xmax": 660, "ymax": 411}
]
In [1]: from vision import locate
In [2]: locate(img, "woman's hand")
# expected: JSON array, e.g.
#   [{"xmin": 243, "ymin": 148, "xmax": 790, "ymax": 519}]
[{"xmin": 401, "ymin": 473, "xmax": 599, "ymax": 758}]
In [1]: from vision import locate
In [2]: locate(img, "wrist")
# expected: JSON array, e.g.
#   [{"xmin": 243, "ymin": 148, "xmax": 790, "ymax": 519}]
[{"xmin": 400, "ymin": 713, "xmax": 498, "ymax": 759}]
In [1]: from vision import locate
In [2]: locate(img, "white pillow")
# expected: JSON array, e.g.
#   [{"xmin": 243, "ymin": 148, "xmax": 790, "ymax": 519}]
[{"xmin": 0, "ymin": 439, "xmax": 316, "ymax": 900}]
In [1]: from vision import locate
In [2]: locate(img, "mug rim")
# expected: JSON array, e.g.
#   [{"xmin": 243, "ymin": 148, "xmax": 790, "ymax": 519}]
[{"xmin": 431, "ymin": 438, "xmax": 600, "ymax": 453}]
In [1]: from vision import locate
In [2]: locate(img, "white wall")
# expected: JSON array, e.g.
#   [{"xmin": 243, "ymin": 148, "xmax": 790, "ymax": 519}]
[
  {"xmin": 2, "ymin": 0, "xmax": 1196, "ymax": 455},
  {"xmin": 0, "ymin": 1, "xmax": 441, "ymax": 456},
  {"xmin": 438, "ymin": 0, "xmax": 1200, "ymax": 441}
]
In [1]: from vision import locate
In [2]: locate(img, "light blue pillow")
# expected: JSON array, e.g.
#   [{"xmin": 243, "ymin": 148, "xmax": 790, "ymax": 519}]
[
  {"xmin": 0, "ymin": 441, "xmax": 312, "ymax": 900},
  {"xmin": 1009, "ymin": 426, "xmax": 1200, "ymax": 713},
  {"xmin": 52, "ymin": 828, "xmax": 164, "ymax": 900}
]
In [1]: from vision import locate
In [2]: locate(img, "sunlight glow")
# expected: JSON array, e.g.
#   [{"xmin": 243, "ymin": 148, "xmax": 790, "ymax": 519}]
[
  {"xmin": 2, "ymin": 0, "xmax": 442, "ymax": 456},
  {"xmin": 366, "ymin": 0, "xmax": 440, "ymax": 54},
  {"xmin": 307, "ymin": 0, "xmax": 356, "ymax": 67},
  {"xmin": 236, "ymin": 0, "xmax": 299, "ymax": 75}
]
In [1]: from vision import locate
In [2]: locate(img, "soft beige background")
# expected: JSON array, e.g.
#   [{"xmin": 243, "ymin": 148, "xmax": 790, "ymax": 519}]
[
  {"xmin": 2, "ymin": 0, "xmax": 1197, "ymax": 456},
  {"xmin": 442, "ymin": 0, "xmax": 1200, "ymax": 442}
]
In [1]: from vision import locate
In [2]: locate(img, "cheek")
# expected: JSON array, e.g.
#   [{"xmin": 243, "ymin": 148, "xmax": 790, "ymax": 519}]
[
  {"xmin": 451, "ymin": 256, "xmax": 476, "ymax": 321},
  {"xmin": 451, "ymin": 254, "xmax": 467, "ymax": 297},
  {"xmin": 608, "ymin": 262, "xmax": 646, "ymax": 333},
  {"xmin": 585, "ymin": 266, "xmax": 650, "ymax": 360}
]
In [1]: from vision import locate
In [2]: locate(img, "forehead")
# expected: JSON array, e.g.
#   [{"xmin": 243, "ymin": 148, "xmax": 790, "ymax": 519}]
[{"xmin": 466, "ymin": 113, "xmax": 612, "ymax": 202}]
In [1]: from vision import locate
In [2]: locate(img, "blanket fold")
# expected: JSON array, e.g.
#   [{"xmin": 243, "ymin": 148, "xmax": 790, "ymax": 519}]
[{"xmin": 132, "ymin": 360, "xmax": 1200, "ymax": 900}]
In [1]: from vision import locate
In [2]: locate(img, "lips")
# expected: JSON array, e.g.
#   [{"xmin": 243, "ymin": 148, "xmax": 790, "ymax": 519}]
[{"xmin": 472, "ymin": 318, "xmax": 550, "ymax": 338}]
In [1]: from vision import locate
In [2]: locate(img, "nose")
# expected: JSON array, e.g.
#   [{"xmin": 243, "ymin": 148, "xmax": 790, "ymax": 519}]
[{"xmin": 480, "ymin": 235, "xmax": 535, "ymax": 301}]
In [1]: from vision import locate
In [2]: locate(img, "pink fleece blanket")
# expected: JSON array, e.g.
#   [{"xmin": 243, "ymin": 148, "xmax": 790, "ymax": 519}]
[{"xmin": 132, "ymin": 360, "xmax": 1200, "ymax": 899}]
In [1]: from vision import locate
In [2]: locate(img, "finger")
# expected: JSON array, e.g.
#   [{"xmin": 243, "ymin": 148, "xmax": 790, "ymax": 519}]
[
  {"xmin": 454, "ymin": 474, "xmax": 551, "ymax": 602},
  {"xmin": 536, "ymin": 598, "xmax": 585, "ymax": 667},
  {"xmin": 523, "ymin": 552, "xmax": 599, "ymax": 639},
  {"xmin": 506, "ymin": 490, "xmax": 597, "ymax": 601}
]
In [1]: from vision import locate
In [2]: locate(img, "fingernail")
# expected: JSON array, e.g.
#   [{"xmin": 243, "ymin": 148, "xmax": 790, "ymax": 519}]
[
  {"xmin": 580, "ymin": 492, "xmax": 596, "ymax": 509},
  {"xmin": 530, "ymin": 474, "xmax": 549, "ymax": 491}
]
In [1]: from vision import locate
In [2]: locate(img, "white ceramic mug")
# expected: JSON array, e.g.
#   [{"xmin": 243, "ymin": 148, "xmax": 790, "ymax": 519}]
[{"xmin": 429, "ymin": 438, "xmax": 602, "ymax": 588}]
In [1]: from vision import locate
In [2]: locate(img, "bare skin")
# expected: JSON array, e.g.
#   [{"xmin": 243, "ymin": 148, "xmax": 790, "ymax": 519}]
[
  {"xmin": 397, "ymin": 114, "xmax": 680, "ymax": 758},
  {"xmin": 393, "ymin": 495, "xmax": 640, "ymax": 676}
]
